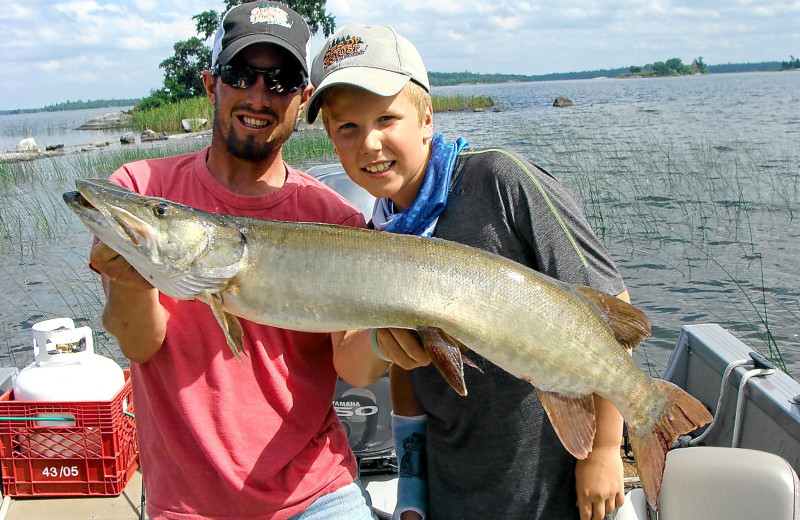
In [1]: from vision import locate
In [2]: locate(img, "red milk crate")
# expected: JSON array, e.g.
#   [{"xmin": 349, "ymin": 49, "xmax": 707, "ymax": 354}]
[{"xmin": 0, "ymin": 370, "xmax": 139, "ymax": 497}]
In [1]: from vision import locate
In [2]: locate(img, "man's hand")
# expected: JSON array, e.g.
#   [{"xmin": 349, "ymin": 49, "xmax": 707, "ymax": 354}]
[
  {"xmin": 90, "ymin": 240, "xmax": 152, "ymax": 291},
  {"xmin": 90, "ymin": 239, "xmax": 165, "ymax": 363}
]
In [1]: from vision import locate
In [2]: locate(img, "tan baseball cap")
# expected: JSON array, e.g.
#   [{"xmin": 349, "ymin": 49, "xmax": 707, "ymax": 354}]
[{"xmin": 305, "ymin": 24, "xmax": 430, "ymax": 123}]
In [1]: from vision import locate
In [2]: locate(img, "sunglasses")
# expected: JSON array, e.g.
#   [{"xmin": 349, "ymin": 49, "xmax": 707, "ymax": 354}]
[{"xmin": 210, "ymin": 64, "xmax": 308, "ymax": 94}]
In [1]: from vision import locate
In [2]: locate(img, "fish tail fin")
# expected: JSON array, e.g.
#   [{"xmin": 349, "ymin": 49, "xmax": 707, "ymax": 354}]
[{"xmin": 628, "ymin": 379, "xmax": 712, "ymax": 510}]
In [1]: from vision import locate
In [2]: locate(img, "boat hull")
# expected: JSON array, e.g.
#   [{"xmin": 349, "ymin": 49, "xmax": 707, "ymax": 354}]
[{"xmin": 663, "ymin": 323, "xmax": 800, "ymax": 473}]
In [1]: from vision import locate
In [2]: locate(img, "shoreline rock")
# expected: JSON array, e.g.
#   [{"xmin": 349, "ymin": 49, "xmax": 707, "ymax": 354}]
[
  {"xmin": 0, "ymin": 129, "xmax": 213, "ymax": 164},
  {"xmin": 76, "ymin": 111, "xmax": 133, "ymax": 130},
  {"xmin": 1, "ymin": 113, "xmax": 329, "ymax": 164}
]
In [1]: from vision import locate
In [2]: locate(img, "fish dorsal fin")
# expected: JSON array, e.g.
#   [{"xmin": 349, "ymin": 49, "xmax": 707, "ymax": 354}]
[
  {"xmin": 576, "ymin": 286, "xmax": 651, "ymax": 349},
  {"xmin": 202, "ymin": 293, "xmax": 246, "ymax": 362},
  {"xmin": 418, "ymin": 327, "xmax": 468, "ymax": 396},
  {"xmin": 535, "ymin": 389, "xmax": 596, "ymax": 459}
]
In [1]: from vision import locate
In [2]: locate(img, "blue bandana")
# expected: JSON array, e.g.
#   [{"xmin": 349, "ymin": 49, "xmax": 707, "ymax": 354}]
[{"xmin": 372, "ymin": 132, "xmax": 469, "ymax": 237}]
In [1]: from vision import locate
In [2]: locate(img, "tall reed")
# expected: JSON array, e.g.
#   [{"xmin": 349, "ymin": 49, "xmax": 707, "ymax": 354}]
[
  {"xmin": 432, "ymin": 94, "xmax": 496, "ymax": 112},
  {"xmin": 513, "ymin": 116, "xmax": 799, "ymax": 374},
  {"xmin": 130, "ymin": 97, "xmax": 214, "ymax": 133}
]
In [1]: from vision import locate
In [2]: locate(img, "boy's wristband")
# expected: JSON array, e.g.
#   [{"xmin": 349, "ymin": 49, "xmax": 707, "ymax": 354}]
[
  {"xmin": 392, "ymin": 413, "xmax": 428, "ymax": 520},
  {"xmin": 371, "ymin": 329, "xmax": 392, "ymax": 362}
]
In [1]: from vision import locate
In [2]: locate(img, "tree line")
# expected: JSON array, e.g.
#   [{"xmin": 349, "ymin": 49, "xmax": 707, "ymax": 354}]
[
  {"xmin": 1, "ymin": 98, "xmax": 141, "ymax": 115},
  {"xmin": 428, "ymin": 59, "xmax": 789, "ymax": 87},
  {"xmin": 781, "ymin": 56, "xmax": 800, "ymax": 70}
]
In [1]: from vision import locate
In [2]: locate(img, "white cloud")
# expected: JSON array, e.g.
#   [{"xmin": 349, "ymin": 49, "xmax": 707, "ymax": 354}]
[{"xmin": 1, "ymin": 0, "xmax": 798, "ymax": 110}]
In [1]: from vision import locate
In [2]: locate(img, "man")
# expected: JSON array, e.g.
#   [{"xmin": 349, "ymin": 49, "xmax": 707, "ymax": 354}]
[{"xmin": 89, "ymin": 4, "xmax": 428, "ymax": 519}]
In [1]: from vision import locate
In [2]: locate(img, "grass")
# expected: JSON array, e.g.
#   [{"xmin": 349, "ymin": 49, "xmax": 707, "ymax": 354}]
[
  {"xmin": 0, "ymin": 130, "xmax": 338, "ymax": 257},
  {"xmin": 283, "ymin": 131, "xmax": 336, "ymax": 163},
  {"xmin": 511, "ymin": 117, "xmax": 800, "ymax": 375},
  {"xmin": 432, "ymin": 94, "xmax": 496, "ymax": 112},
  {"xmin": 130, "ymin": 96, "xmax": 214, "ymax": 133}
]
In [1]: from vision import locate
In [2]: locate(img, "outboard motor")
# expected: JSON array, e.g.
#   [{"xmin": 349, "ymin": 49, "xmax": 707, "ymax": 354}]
[{"xmin": 333, "ymin": 373, "xmax": 396, "ymax": 474}]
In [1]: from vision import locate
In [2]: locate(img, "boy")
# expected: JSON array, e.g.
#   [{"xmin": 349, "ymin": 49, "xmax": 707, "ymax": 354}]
[{"xmin": 306, "ymin": 24, "xmax": 630, "ymax": 520}]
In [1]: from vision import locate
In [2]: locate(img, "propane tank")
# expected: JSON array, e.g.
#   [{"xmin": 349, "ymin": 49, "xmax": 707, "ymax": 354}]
[{"xmin": 13, "ymin": 318, "xmax": 125, "ymax": 402}]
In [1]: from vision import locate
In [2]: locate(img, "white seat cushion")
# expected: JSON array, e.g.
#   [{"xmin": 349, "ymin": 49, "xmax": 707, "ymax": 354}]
[{"xmin": 615, "ymin": 447, "xmax": 800, "ymax": 520}]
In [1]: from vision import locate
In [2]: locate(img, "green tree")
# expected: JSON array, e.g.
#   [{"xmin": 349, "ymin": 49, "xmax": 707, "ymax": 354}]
[
  {"xmin": 691, "ymin": 56, "xmax": 708, "ymax": 74},
  {"xmin": 160, "ymin": 37, "xmax": 212, "ymax": 100},
  {"xmin": 139, "ymin": 0, "xmax": 335, "ymax": 109},
  {"xmin": 781, "ymin": 55, "xmax": 800, "ymax": 70},
  {"xmin": 629, "ymin": 65, "xmax": 642, "ymax": 74},
  {"xmin": 665, "ymin": 58, "xmax": 691, "ymax": 74},
  {"xmin": 650, "ymin": 61, "xmax": 669, "ymax": 75}
]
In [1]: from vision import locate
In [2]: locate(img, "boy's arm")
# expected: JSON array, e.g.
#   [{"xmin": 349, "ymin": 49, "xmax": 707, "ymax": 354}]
[
  {"xmin": 91, "ymin": 240, "xmax": 166, "ymax": 363},
  {"xmin": 332, "ymin": 328, "xmax": 431, "ymax": 388},
  {"xmin": 391, "ymin": 365, "xmax": 427, "ymax": 520},
  {"xmin": 575, "ymin": 395, "xmax": 625, "ymax": 520},
  {"xmin": 574, "ymin": 289, "xmax": 630, "ymax": 520}
]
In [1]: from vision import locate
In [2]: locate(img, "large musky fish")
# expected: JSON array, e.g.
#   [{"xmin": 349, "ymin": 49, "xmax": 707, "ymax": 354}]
[{"xmin": 64, "ymin": 178, "xmax": 711, "ymax": 509}]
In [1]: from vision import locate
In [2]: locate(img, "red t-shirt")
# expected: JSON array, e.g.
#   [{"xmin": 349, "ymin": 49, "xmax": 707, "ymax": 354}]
[{"xmin": 109, "ymin": 149, "xmax": 365, "ymax": 519}]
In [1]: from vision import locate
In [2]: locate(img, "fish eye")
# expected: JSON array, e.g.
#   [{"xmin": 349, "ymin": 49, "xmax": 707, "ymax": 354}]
[{"xmin": 154, "ymin": 203, "xmax": 170, "ymax": 217}]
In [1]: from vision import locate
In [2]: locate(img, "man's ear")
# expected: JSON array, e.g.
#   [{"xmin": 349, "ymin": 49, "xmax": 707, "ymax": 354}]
[
  {"xmin": 202, "ymin": 70, "xmax": 217, "ymax": 105},
  {"xmin": 298, "ymin": 84, "xmax": 314, "ymax": 113}
]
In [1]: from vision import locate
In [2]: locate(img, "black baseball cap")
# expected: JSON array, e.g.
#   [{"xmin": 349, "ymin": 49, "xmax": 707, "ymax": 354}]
[{"xmin": 210, "ymin": 1, "xmax": 311, "ymax": 75}]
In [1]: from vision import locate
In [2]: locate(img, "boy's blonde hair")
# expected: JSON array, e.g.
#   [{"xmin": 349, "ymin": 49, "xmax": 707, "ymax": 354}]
[{"xmin": 319, "ymin": 81, "xmax": 432, "ymax": 136}]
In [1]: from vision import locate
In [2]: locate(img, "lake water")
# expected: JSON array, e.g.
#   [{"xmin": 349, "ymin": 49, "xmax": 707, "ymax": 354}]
[
  {"xmin": 1, "ymin": 72, "xmax": 798, "ymax": 379},
  {"xmin": 0, "ymin": 106, "xmax": 135, "ymax": 152}
]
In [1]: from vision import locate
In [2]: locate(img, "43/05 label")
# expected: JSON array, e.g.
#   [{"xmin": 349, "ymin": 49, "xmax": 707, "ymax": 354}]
[{"xmin": 41, "ymin": 466, "xmax": 80, "ymax": 478}]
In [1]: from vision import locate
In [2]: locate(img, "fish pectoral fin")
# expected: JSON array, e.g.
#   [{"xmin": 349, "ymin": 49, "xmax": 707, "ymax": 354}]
[
  {"xmin": 576, "ymin": 286, "xmax": 652, "ymax": 349},
  {"xmin": 418, "ymin": 327, "xmax": 468, "ymax": 397},
  {"xmin": 202, "ymin": 294, "xmax": 246, "ymax": 362},
  {"xmin": 535, "ymin": 389, "xmax": 596, "ymax": 459}
]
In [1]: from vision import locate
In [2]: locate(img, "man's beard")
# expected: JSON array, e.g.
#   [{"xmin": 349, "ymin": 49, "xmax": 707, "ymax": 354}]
[{"xmin": 215, "ymin": 99, "xmax": 298, "ymax": 163}]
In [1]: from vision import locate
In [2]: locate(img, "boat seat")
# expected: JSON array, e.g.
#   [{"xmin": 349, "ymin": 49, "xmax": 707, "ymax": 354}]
[{"xmin": 614, "ymin": 446, "xmax": 800, "ymax": 520}]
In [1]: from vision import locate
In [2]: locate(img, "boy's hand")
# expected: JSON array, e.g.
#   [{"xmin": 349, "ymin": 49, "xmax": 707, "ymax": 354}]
[
  {"xmin": 375, "ymin": 328, "xmax": 431, "ymax": 369},
  {"xmin": 575, "ymin": 445, "xmax": 624, "ymax": 520}
]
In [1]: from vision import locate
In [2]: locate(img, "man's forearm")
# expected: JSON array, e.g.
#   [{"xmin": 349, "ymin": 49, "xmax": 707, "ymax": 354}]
[{"xmin": 102, "ymin": 276, "xmax": 166, "ymax": 363}]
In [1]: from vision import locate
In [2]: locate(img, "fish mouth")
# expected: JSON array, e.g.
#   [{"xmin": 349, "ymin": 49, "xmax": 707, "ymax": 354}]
[
  {"xmin": 64, "ymin": 180, "xmax": 152, "ymax": 247},
  {"xmin": 63, "ymin": 190, "xmax": 97, "ymax": 211}
]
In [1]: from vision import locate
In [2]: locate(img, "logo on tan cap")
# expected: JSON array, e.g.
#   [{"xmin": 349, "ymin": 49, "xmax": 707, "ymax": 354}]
[{"xmin": 323, "ymin": 35, "xmax": 366, "ymax": 69}]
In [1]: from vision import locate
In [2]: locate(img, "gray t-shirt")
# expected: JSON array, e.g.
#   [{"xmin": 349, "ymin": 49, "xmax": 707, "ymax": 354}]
[{"xmin": 412, "ymin": 148, "xmax": 626, "ymax": 520}]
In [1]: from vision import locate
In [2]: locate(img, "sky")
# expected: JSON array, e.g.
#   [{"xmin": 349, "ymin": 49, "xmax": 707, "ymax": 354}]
[{"xmin": 1, "ymin": 0, "xmax": 799, "ymax": 111}]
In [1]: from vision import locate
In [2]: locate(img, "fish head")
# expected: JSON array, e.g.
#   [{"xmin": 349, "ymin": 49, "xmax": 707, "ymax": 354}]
[{"xmin": 64, "ymin": 178, "xmax": 246, "ymax": 300}]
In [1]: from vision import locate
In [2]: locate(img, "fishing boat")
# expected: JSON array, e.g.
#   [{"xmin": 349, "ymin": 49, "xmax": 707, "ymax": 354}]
[{"xmin": 614, "ymin": 323, "xmax": 800, "ymax": 519}]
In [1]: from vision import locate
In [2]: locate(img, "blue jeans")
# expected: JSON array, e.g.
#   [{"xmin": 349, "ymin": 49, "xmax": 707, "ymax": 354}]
[{"xmin": 290, "ymin": 480, "xmax": 376, "ymax": 520}]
